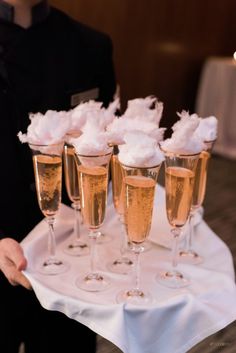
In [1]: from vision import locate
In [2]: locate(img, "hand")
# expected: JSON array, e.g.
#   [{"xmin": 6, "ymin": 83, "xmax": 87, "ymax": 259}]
[{"xmin": 0, "ymin": 238, "xmax": 32, "ymax": 290}]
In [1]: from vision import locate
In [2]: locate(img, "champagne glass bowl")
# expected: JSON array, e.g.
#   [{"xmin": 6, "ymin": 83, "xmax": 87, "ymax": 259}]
[
  {"xmin": 156, "ymin": 150, "xmax": 199, "ymax": 288},
  {"xmin": 74, "ymin": 149, "xmax": 113, "ymax": 292},
  {"xmin": 116, "ymin": 162, "xmax": 161, "ymax": 304},
  {"xmin": 29, "ymin": 142, "xmax": 70, "ymax": 275},
  {"xmin": 63, "ymin": 141, "xmax": 89, "ymax": 256},
  {"xmin": 179, "ymin": 140, "xmax": 216, "ymax": 265},
  {"xmin": 107, "ymin": 153, "xmax": 134, "ymax": 274}
]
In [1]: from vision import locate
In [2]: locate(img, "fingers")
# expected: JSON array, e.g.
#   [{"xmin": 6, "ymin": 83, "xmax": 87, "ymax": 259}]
[
  {"xmin": 0, "ymin": 238, "xmax": 31, "ymax": 290},
  {"xmin": 3, "ymin": 238, "xmax": 28, "ymax": 271}
]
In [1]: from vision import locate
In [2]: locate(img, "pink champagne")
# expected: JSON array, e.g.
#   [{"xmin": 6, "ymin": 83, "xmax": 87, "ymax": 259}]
[
  {"xmin": 33, "ymin": 154, "xmax": 62, "ymax": 218},
  {"xmin": 124, "ymin": 175, "xmax": 156, "ymax": 244},
  {"xmin": 63, "ymin": 144, "xmax": 80, "ymax": 204},
  {"xmin": 78, "ymin": 165, "xmax": 108, "ymax": 229},
  {"xmin": 165, "ymin": 166, "xmax": 195, "ymax": 227},
  {"xmin": 191, "ymin": 150, "xmax": 210, "ymax": 210},
  {"xmin": 110, "ymin": 154, "xmax": 124, "ymax": 215}
]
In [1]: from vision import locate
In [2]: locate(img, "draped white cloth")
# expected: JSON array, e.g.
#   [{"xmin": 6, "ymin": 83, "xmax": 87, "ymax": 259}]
[
  {"xmin": 22, "ymin": 185, "xmax": 236, "ymax": 353},
  {"xmin": 195, "ymin": 56, "xmax": 236, "ymax": 159}
]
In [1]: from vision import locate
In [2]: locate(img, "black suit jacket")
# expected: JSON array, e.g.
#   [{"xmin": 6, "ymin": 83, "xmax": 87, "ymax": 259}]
[{"xmin": 0, "ymin": 7, "xmax": 116, "ymax": 240}]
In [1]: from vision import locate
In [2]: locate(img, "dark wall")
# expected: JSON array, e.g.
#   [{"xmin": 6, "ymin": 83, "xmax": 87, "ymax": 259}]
[{"xmin": 50, "ymin": 0, "xmax": 236, "ymax": 133}]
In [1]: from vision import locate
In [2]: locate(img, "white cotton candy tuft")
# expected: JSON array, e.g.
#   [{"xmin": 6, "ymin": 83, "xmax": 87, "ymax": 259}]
[
  {"xmin": 18, "ymin": 110, "xmax": 71, "ymax": 145},
  {"xmin": 123, "ymin": 96, "xmax": 163, "ymax": 124},
  {"xmin": 195, "ymin": 116, "xmax": 218, "ymax": 142},
  {"xmin": 69, "ymin": 98, "xmax": 119, "ymax": 134},
  {"xmin": 72, "ymin": 124, "xmax": 111, "ymax": 156},
  {"xmin": 106, "ymin": 96, "xmax": 165, "ymax": 145},
  {"xmin": 72, "ymin": 128, "xmax": 112, "ymax": 167},
  {"xmin": 118, "ymin": 131, "xmax": 164, "ymax": 167},
  {"xmin": 161, "ymin": 110, "xmax": 205, "ymax": 154}
]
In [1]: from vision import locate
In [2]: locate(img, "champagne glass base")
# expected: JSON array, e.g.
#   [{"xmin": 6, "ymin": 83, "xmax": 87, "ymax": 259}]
[
  {"xmin": 156, "ymin": 270, "xmax": 190, "ymax": 289},
  {"xmin": 107, "ymin": 256, "xmax": 134, "ymax": 275},
  {"xmin": 178, "ymin": 249, "xmax": 204, "ymax": 265},
  {"xmin": 75, "ymin": 272, "xmax": 111, "ymax": 292},
  {"xmin": 63, "ymin": 240, "xmax": 90, "ymax": 256},
  {"xmin": 116, "ymin": 288, "xmax": 152, "ymax": 305},
  {"xmin": 37, "ymin": 258, "xmax": 70, "ymax": 275}
]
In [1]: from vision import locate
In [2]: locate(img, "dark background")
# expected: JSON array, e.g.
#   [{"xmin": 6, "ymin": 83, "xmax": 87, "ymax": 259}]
[{"xmin": 50, "ymin": 0, "xmax": 236, "ymax": 133}]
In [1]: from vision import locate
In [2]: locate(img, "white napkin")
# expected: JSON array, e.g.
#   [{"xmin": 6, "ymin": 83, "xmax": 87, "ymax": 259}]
[{"xmin": 22, "ymin": 185, "xmax": 236, "ymax": 353}]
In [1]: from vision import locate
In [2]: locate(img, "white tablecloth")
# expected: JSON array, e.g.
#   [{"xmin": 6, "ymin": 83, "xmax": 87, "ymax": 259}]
[
  {"xmin": 195, "ymin": 56, "xmax": 236, "ymax": 159},
  {"xmin": 22, "ymin": 185, "xmax": 236, "ymax": 353}
]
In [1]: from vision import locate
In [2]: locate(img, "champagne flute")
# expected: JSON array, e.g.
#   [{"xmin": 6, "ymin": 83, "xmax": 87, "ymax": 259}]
[
  {"xmin": 75, "ymin": 149, "xmax": 112, "ymax": 292},
  {"xmin": 116, "ymin": 162, "xmax": 161, "ymax": 304},
  {"xmin": 29, "ymin": 142, "xmax": 70, "ymax": 275},
  {"xmin": 107, "ymin": 152, "xmax": 134, "ymax": 274},
  {"xmin": 179, "ymin": 140, "xmax": 216, "ymax": 264},
  {"xmin": 63, "ymin": 141, "xmax": 89, "ymax": 256},
  {"xmin": 156, "ymin": 151, "xmax": 199, "ymax": 288}
]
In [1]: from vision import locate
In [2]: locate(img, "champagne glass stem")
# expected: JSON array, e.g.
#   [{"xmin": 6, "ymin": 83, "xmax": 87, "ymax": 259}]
[
  {"xmin": 186, "ymin": 212, "xmax": 194, "ymax": 251},
  {"xmin": 179, "ymin": 208, "xmax": 203, "ymax": 264},
  {"xmin": 171, "ymin": 227, "xmax": 181, "ymax": 269},
  {"xmin": 89, "ymin": 231, "xmax": 99, "ymax": 274},
  {"xmin": 157, "ymin": 226, "xmax": 190, "ymax": 288},
  {"xmin": 134, "ymin": 248, "xmax": 141, "ymax": 292},
  {"xmin": 120, "ymin": 219, "xmax": 128, "ymax": 255},
  {"xmin": 79, "ymin": 209, "xmax": 84, "ymax": 225},
  {"xmin": 47, "ymin": 217, "xmax": 56, "ymax": 259},
  {"xmin": 107, "ymin": 216, "xmax": 133, "ymax": 274},
  {"xmin": 73, "ymin": 202, "xmax": 81, "ymax": 242}
]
